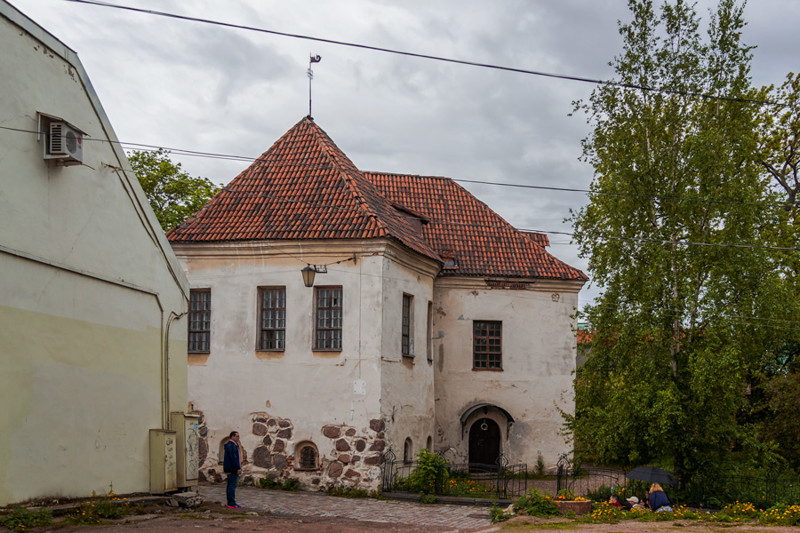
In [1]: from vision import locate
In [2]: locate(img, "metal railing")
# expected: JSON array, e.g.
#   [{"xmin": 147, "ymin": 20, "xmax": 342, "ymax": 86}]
[
  {"xmin": 381, "ymin": 449, "xmax": 528, "ymax": 499},
  {"xmin": 556, "ymin": 455, "xmax": 800, "ymax": 508}
]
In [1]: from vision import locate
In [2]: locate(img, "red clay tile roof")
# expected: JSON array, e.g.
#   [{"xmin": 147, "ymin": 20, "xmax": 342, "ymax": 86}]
[
  {"xmin": 168, "ymin": 116, "xmax": 587, "ymax": 281},
  {"xmin": 365, "ymin": 172, "xmax": 587, "ymax": 280},
  {"xmin": 167, "ymin": 116, "xmax": 439, "ymax": 261}
]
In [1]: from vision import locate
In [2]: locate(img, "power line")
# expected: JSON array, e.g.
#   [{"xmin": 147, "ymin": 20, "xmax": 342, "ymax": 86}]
[
  {"xmin": 62, "ymin": 0, "xmax": 777, "ymax": 107},
  {"xmin": 2, "ymin": 124, "xmax": 795, "ymax": 211}
]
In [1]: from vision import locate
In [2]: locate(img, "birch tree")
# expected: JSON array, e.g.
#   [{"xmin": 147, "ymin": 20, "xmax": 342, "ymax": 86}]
[{"xmin": 565, "ymin": 0, "xmax": 798, "ymax": 482}]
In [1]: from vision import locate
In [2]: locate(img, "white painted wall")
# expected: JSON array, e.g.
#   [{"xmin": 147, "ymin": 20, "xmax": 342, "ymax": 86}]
[
  {"xmin": 432, "ymin": 278, "xmax": 583, "ymax": 470},
  {"xmin": 378, "ymin": 249, "xmax": 438, "ymax": 462},
  {"xmin": 173, "ymin": 241, "xmax": 400, "ymax": 489},
  {"xmin": 0, "ymin": 2, "xmax": 188, "ymax": 505}
]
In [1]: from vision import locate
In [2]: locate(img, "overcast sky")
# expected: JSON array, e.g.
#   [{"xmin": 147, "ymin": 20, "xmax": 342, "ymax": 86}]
[{"xmin": 16, "ymin": 0, "xmax": 800, "ymax": 309}]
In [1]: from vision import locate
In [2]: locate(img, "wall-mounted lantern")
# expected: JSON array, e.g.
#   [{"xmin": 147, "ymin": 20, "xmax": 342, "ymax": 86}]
[
  {"xmin": 300, "ymin": 254, "xmax": 357, "ymax": 288},
  {"xmin": 301, "ymin": 265, "xmax": 326, "ymax": 288}
]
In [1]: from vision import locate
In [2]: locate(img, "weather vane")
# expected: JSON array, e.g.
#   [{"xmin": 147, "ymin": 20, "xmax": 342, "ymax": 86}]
[{"xmin": 308, "ymin": 54, "xmax": 321, "ymax": 118}]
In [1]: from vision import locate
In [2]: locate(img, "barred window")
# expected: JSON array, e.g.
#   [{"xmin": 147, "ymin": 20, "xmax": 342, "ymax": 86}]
[
  {"xmin": 314, "ymin": 286, "xmax": 342, "ymax": 350},
  {"xmin": 296, "ymin": 442, "xmax": 319, "ymax": 470},
  {"xmin": 188, "ymin": 289, "xmax": 211, "ymax": 353},
  {"xmin": 401, "ymin": 293, "xmax": 414, "ymax": 357},
  {"xmin": 258, "ymin": 287, "xmax": 286, "ymax": 351},
  {"xmin": 473, "ymin": 320, "xmax": 502, "ymax": 370}
]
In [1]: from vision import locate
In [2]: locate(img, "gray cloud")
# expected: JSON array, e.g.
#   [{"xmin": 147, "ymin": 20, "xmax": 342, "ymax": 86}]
[{"xmin": 17, "ymin": 0, "xmax": 797, "ymax": 309}]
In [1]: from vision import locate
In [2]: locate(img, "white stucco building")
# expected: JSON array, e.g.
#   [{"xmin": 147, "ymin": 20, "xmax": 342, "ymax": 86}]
[
  {"xmin": 0, "ymin": 2, "xmax": 192, "ymax": 505},
  {"xmin": 168, "ymin": 116, "xmax": 587, "ymax": 490}
]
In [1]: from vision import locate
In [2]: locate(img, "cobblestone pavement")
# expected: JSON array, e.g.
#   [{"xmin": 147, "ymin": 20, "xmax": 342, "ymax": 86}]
[{"xmin": 200, "ymin": 484, "xmax": 493, "ymax": 531}]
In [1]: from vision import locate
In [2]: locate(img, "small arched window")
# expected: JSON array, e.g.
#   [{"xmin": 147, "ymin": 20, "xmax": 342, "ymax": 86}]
[
  {"xmin": 426, "ymin": 436, "xmax": 433, "ymax": 451},
  {"xmin": 295, "ymin": 441, "xmax": 319, "ymax": 470},
  {"xmin": 403, "ymin": 438, "xmax": 413, "ymax": 464}
]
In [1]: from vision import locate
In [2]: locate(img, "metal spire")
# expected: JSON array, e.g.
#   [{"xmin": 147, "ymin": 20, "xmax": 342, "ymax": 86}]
[{"xmin": 308, "ymin": 54, "xmax": 321, "ymax": 118}]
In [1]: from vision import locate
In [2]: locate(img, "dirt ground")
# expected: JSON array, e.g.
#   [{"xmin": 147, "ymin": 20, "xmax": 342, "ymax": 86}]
[{"xmin": 30, "ymin": 511, "xmax": 800, "ymax": 533}]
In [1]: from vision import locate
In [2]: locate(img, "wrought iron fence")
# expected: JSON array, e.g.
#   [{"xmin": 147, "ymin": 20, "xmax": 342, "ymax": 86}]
[
  {"xmin": 381, "ymin": 449, "xmax": 528, "ymax": 499},
  {"xmin": 556, "ymin": 455, "xmax": 629, "ymax": 499},
  {"xmin": 683, "ymin": 474, "xmax": 800, "ymax": 508},
  {"xmin": 555, "ymin": 455, "xmax": 800, "ymax": 508}
]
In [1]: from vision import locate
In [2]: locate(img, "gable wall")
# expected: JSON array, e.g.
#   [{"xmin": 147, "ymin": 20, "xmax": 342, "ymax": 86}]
[
  {"xmin": 432, "ymin": 278, "xmax": 582, "ymax": 470},
  {"xmin": 0, "ymin": 4, "xmax": 188, "ymax": 505}
]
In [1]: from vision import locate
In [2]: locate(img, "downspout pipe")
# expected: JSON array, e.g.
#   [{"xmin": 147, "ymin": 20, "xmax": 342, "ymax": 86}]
[{"xmin": 164, "ymin": 310, "xmax": 186, "ymax": 430}]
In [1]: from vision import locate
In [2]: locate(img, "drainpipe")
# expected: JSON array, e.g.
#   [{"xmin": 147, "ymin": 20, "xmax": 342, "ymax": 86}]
[{"xmin": 164, "ymin": 311, "xmax": 186, "ymax": 430}]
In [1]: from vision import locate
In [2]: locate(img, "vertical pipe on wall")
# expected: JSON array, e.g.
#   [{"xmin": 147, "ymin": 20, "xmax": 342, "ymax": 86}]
[{"xmin": 163, "ymin": 311, "xmax": 186, "ymax": 430}]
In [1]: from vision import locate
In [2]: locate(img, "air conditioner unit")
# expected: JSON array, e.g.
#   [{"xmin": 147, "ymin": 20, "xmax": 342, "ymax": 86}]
[{"xmin": 48, "ymin": 121, "xmax": 83, "ymax": 164}]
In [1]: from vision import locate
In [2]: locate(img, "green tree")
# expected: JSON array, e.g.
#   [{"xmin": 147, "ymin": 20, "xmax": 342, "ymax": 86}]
[
  {"xmin": 128, "ymin": 149, "xmax": 220, "ymax": 231},
  {"xmin": 758, "ymin": 72, "xmax": 800, "ymax": 283},
  {"xmin": 565, "ymin": 0, "xmax": 798, "ymax": 483},
  {"xmin": 748, "ymin": 73, "xmax": 800, "ymax": 472}
]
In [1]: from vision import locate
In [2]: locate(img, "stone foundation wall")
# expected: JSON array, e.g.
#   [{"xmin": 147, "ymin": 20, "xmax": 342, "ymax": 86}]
[{"xmin": 197, "ymin": 411, "xmax": 388, "ymax": 491}]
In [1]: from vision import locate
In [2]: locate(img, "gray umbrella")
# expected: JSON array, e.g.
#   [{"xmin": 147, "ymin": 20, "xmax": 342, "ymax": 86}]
[{"xmin": 626, "ymin": 466, "xmax": 677, "ymax": 485}]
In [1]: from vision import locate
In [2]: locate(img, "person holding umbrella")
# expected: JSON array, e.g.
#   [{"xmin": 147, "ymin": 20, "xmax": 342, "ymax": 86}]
[
  {"xmin": 648, "ymin": 483, "xmax": 673, "ymax": 512},
  {"xmin": 626, "ymin": 466, "xmax": 676, "ymax": 512}
]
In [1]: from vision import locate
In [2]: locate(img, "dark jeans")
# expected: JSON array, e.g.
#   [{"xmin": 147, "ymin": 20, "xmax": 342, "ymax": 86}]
[{"xmin": 226, "ymin": 473, "xmax": 239, "ymax": 506}]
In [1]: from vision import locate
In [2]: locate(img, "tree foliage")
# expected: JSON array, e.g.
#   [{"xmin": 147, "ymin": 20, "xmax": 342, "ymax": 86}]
[
  {"xmin": 128, "ymin": 149, "xmax": 220, "ymax": 231},
  {"xmin": 565, "ymin": 0, "xmax": 799, "ymax": 482}
]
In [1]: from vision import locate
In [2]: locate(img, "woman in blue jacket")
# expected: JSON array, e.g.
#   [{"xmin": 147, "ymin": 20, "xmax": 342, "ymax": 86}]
[{"xmin": 648, "ymin": 483, "xmax": 672, "ymax": 512}]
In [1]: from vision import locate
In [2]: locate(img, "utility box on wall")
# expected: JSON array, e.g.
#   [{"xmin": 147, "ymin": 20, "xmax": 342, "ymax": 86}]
[
  {"xmin": 171, "ymin": 412, "xmax": 200, "ymax": 488},
  {"xmin": 149, "ymin": 429, "xmax": 177, "ymax": 494}
]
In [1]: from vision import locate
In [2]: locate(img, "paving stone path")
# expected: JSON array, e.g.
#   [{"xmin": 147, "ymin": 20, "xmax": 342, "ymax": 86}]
[{"xmin": 200, "ymin": 484, "xmax": 493, "ymax": 531}]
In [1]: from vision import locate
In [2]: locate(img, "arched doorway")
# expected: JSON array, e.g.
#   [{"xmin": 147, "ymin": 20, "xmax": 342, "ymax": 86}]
[{"xmin": 468, "ymin": 418, "xmax": 500, "ymax": 466}]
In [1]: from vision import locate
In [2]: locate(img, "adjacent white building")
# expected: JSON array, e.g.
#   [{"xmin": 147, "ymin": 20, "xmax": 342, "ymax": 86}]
[
  {"xmin": 0, "ymin": 2, "xmax": 192, "ymax": 505},
  {"xmin": 169, "ymin": 116, "xmax": 587, "ymax": 490}
]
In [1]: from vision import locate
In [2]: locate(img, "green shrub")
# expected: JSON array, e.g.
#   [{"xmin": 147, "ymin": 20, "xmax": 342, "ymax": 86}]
[
  {"xmin": 489, "ymin": 503, "xmax": 513, "ymax": 523},
  {"xmin": 586, "ymin": 501, "xmax": 625, "ymax": 523},
  {"xmin": 513, "ymin": 488, "xmax": 560, "ymax": 517},
  {"xmin": 419, "ymin": 494, "xmax": 437, "ymax": 504},
  {"xmin": 408, "ymin": 449, "xmax": 449, "ymax": 495},
  {"xmin": 419, "ymin": 494, "xmax": 438, "ymax": 504},
  {"xmin": 586, "ymin": 484, "xmax": 613, "ymax": 502},
  {"xmin": 760, "ymin": 504, "xmax": 800, "ymax": 526},
  {"xmin": 391, "ymin": 476, "xmax": 411, "ymax": 492},
  {"xmin": 64, "ymin": 496, "xmax": 130, "ymax": 525},
  {"xmin": 258, "ymin": 476, "xmax": 300, "ymax": 491},
  {"xmin": 258, "ymin": 476, "xmax": 282, "ymax": 489},
  {"xmin": 282, "ymin": 478, "xmax": 300, "ymax": 491},
  {"xmin": 1, "ymin": 506, "xmax": 52, "ymax": 532},
  {"xmin": 556, "ymin": 488, "xmax": 575, "ymax": 500},
  {"xmin": 720, "ymin": 501, "xmax": 759, "ymax": 519}
]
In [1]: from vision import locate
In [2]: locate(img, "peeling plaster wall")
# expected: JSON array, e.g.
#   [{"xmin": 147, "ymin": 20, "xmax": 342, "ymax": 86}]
[
  {"xmin": 0, "ymin": 4, "xmax": 188, "ymax": 506},
  {"xmin": 432, "ymin": 279, "xmax": 581, "ymax": 470},
  {"xmin": 174, "ymin": 242, "xmax": 394, "ymax": 489}
]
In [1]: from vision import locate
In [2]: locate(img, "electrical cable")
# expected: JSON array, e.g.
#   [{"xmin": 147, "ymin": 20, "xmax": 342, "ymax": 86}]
[
  {"xmin": 3, "ymin": 123, "xmax": 795, "ymax": 211},
  {"xmin": 61, "ymin": 0, "xmax": 780, "ymax": 107},
  {"xmin": 4, "ymin": 123, "xmax": 797, "ymax": 251}
]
